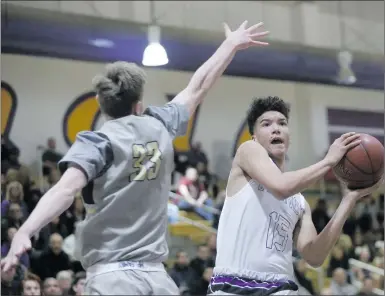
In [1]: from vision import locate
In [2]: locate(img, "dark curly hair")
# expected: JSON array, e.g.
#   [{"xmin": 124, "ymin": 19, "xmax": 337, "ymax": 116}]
[{"xmin": 247, "ymin": 96, "xmax": 290, "ymax": 134}]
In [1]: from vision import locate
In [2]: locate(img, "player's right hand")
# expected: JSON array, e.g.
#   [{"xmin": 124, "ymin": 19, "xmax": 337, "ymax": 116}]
[
  {"xmin": 1, "ymin": 231, "xmax": 31, "ymax": 272},
  {"xmin": 343, "ymin": 175, "xmax": 384, "ymax": 201},
  {"xmin": 324, "ymin": 132, "xmax": 361, "ymax": 166},
  {"xmin": 223, "ymin": 21, "xmax": 269, "ymax": 50}
]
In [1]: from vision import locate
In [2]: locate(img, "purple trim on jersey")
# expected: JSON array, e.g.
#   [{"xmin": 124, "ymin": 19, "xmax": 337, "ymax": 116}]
[
  {"xmin": 212, "ymin": 275, "xmax": 287, "ymax": 288},
  {"xmin": 208, "ymin": 274, "xmax": 298, "ymax": 296}
]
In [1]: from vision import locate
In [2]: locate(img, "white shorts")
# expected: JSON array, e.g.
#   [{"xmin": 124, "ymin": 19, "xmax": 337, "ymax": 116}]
[{"xmin": 85, "ymin": 261, "xmax": 178, "ymax": 295}]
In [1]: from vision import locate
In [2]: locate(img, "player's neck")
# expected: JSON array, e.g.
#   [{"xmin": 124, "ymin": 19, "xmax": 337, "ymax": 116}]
[{"xmin": 272, "ymin": 157, "xmax": 285, "ymax": 172}]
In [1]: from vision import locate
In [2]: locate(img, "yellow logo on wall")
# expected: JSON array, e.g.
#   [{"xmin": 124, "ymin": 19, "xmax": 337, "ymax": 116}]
[
  {"xmin": 232, "ymin": 119, "xmax": 252, "ymax": 157},
  {"xmin": 1, "ymin": 82, "xmax": 18, "ymax": 138},
  {"xmin": 62, "ymin": 92, "xmax": 100, "ymax": 146}
]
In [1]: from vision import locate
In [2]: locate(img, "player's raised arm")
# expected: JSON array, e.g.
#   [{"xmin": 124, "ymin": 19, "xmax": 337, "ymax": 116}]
[
  {"xmin": 294, "ymin": 178, "xmax": 383, "ymax": 267},
  {"xmin": 1, "ymin": 131, "xmax": 113, "ymax": 272},
  {"xmin": 172, "ymin": 21, "xmax": 269, "ymax": 116},
  {"xmin": 236, "ymin": 132, "xmax": 361, "ymax": 199}
]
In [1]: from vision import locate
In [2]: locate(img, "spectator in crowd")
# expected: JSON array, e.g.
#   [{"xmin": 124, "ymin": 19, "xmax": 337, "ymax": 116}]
[
  {"xmin": 42, "ymin": 278, "xmax": 62, "ymax": 296},
  {"xmin": 343, "ymin": 210, "xmax": 358, "ymax": 241},
  {"xmin": 169, "ymin": 251, "xmax": 193, "ymax": 291},
  {"xmin": 1, "ymin": 173, "xmax": 6, "ymax": 199},
  {"xmin": 2, "ymin": 180, "xmax": 29, "ymax": 218},
  {"xmin": 56, "ymin": 270, "xmax": 73, "ymax": 296},
  {"xmin": 188, "ymin": 266, "xmax": 213, "ymax": 296},
  {"xmin": 1, "ymin": 136, "xmax": 21, "ymax": 173},
  {"xmin": 22, "ymin": 273, "xmax": 41, "ymax": 296},
  {"xmin": 70, "ymin": 272, "xmax": 86, "ymax": 296},
  {"xmin": 196, "ymin": 162, "xmax": 211, "ymax": 191},
  {"xmin": 357, "ymin": 277, "xmax": 375, "ymax": 295},
  {"xmin": 327, "ymin": 245, "xmax": 350, "ymax": 276},
  {"xmin": 2, "ymin": 202, "xmax": 25, "ymax": 238},
  {"xmin": 189, "ymin": 245, "xmax": 213, "ymax": 282},
  {"xmin": 320, "ymin": 287, "xmax": 333, "ymax": 295},
  {"xmin": 293, "ymin": 258, "xmax": 314, "ymax": 295},
  {"xmin": 1, "ymin": 263, "xmax": 26, "ymax": 296},
  {"xmin": 63, "ymin": 196, "xmax": 85, "ymax": 235},
  {"xmin": 311, "ymin": 199, "xmax": 330, "ymax": 234},
  {"xmin": 2, "ymin": 227, "xmax": 30, "ymax": 268},
  {"xmin": 188, "ymin": 142, "xmax": 208, "ymax": 168},
  {"xmin": 34, "ymin": 216, "xmax": 69, "ymax": 250},
  {"xmin": 32, "ymin": 233, "xmax": 71, "ymax": 280},
  {"xmin": 375, "ymin": 211, "xmax": 384, "ymax": 241},
  {"xmin": 1, "ymin": 265, "xmax": 19, "ymax": 296},
  {"xmin": 177, "ymin": 167, "xmax": 213, "ymax": 221},
  {"xmin": 331, "ymin": 268, "xmax": 358, "ymax": 295},
  {"xmin": 41, "ymin": 137, "xmax": 63, "ymax": 177},
  {"xmin": 206, "ymin": 233, "xmax": 217, "ymax": 260}
]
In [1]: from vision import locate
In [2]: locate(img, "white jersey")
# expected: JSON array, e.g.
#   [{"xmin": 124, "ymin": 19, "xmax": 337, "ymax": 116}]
[{"xmin": 214, "ymin": 179, "xmax": 305, "ymax": 282}]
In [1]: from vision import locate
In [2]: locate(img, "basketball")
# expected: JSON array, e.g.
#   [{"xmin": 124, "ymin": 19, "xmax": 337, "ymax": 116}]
[{"xmin": 333, "ymin": 134, "xmax": 384, "ymax": 189}]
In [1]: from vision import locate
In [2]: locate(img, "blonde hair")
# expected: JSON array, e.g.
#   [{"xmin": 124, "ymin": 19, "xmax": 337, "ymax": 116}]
[
  {"xmin": 6, "ymin": 181, "xmax": 24, "ymax": 202},
  {"xmin": 5, "ymin": 168, "xmax": 19, "ymax": 183},
  {"xmin": 337, "ymin": 234, "xmax": 353, "ymax": 252}
]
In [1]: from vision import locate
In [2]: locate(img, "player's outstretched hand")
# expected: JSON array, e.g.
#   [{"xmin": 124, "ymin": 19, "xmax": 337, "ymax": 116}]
[
  {"xmin": 223, "ymin": 21, "xmax": 269, "ymax": 50},
  {"xmin": 1, "ymin": 231, "xmax": 31, "ymax": 272},
  {"xmin": 341, "ymin": 175, "xmax": 384, "ymax": 201},
  {"xmin": 324, "ymin": 132, "xmax": 361, "ymax": 166}
]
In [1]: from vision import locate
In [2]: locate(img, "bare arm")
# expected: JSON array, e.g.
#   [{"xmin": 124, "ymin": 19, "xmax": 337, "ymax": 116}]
[
  {"xmin": 235, "ymin": 140, "xmax": 333, "ymax": 199},
  {"xmin": 294, "ymin": 178, "xmax": 383, "ymax": 268},
  {"xmin": 294, "ymin": 199, "xmax": 355, "ymax": 267},
  {"xmin": 178, "ymin": 184, "xmax": 197, "ymax": 205},
  {"xmin": 171, "ymin": 39, "xmax": 236, "ymax": 116},
  {"xmin": 18, "ymin": 166, "xmax": 87, "ymax": 237},
  {"xmin": 172, "ymin": 21, "xmax": 269, "ymax": 116},
  {"xmin": 196, "ymin": 190, "xmax": 209, "ymax": 205}
]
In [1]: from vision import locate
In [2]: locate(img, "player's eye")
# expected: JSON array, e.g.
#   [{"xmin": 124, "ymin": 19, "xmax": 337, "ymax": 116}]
[{"xmin": 280, "ymin": 121, "xmax": 287, "ymax": 126}]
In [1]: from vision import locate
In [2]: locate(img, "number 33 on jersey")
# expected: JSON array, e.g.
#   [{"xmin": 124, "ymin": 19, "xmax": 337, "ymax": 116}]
[{"xmin": 130, "ymin": 141, "xmax": 162, "ymax": 182}]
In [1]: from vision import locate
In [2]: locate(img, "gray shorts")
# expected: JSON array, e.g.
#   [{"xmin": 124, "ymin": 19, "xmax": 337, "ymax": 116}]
[{"xmin": 85, "ymin": 261, "xmax": 179, "ymax": 295}]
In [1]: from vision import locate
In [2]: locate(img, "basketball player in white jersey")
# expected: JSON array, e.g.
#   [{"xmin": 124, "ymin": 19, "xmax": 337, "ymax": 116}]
[{"xmin": 209, "ymin": 96, "xmax": 383, "ymax": 295}]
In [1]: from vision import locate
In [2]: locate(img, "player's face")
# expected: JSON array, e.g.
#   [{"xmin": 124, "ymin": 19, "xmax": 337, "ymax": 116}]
[{"xmin": 253, "ymin": 111, "xmax": 289, "ymax": 159}]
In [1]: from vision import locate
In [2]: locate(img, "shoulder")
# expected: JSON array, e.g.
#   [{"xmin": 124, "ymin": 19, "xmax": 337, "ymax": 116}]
[
  {"xmin": 76, "ymin": 130, "xmax": 111, "ymax": 143},
  {"xmin": 235, "ymin": 140, "xmax": 264, "ymax": 158},
  {"xmin": 234, "ymin": 140, "xmax": 265, "ymax": 167}
]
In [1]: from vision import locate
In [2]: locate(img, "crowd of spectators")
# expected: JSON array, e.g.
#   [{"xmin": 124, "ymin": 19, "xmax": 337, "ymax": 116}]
[{"xmin": 1, "ymin": 135, "xmax": 383, "ymax": 296}]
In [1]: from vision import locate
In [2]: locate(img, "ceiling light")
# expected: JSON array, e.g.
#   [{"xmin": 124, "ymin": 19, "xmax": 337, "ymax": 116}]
[
  {"xmin": 89, "ymin": 39, "xmax": 114, "ymax": 48},
  {"xmin": 142, "ymin": 25, "xmax": 168, "ymax": 67}
]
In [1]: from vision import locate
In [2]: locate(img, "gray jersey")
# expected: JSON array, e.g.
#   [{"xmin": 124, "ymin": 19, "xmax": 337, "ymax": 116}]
[{"xmin": 58, "ymin": 102, "xmax": 189, "ymax": 269}]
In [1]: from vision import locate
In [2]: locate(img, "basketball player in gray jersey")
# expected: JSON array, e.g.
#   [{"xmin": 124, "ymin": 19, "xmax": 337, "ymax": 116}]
[{"xmin": 1, "ymin": 21, "xmax": 269, "ymax": 295}]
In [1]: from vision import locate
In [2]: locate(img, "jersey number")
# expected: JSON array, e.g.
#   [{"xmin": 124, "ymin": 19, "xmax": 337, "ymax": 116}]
[
  {"xmin": 266, "ymin": 211, "xmax": 290, "ymax": 252},
  {"xmin": 130, "ymin": 142, "xmax": 162, "ymax": 182}
]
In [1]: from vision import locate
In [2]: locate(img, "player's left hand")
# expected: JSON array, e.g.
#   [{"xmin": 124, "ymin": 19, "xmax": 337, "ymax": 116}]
[
  {"xmin": 224, "ymin": 21, "xmax": 269, "ymax": 50},
  {"xmin": 341, "ymin": 175, "xmax": 384, "ymax": 202},
  {"xmin": 1, "ymin": 231, "xmax": 31, "ymax": 272}
]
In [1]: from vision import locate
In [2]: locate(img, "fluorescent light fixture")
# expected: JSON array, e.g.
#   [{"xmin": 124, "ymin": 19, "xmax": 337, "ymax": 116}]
[
  {"xmin": 142, "ymin": 25, "xmax": 168, "ymax": 67},
  {"xmin": 89, "ymin": 39, "xmax": 114, "ymax": 48}
]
